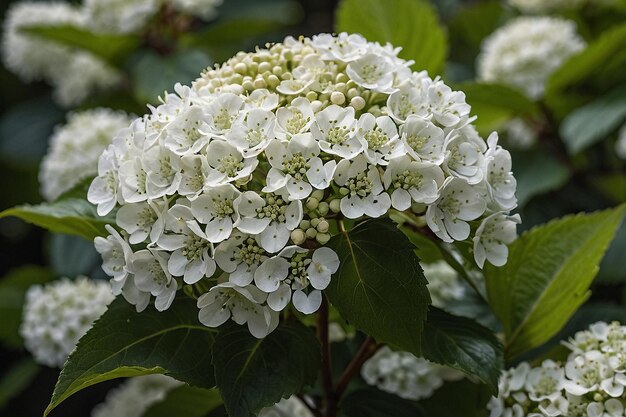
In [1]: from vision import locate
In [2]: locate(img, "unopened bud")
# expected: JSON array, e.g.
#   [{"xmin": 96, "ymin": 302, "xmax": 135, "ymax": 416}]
[
  {"xmin": 306, "ymin": 197, "xmax": 319, "ymax": 210},
  {"xmin": 317, "ymin": 202, "xmax": 329, "ymax": 216},
  {"xmin": 330, "ymin": 199, "xmax": 341, "ymax": 213},
  {"xmin": 310, "ymin": 218, "xmax": 321, "ymax": 228},
  {"xmin": 306, "ymin": 228, "xmax": 317, "ymax": 239},
  {"xmin": 331, "ymin": 91, "xmax": 346, "ymax": 105},
  {"xmin": 311, "ymin": 190, "xmax": 325, "ymax": 200},
  {"xmin": 316, "ymin": 233, "xmax": 331, "ymax": 245},
  {"xmin": 291, "ymin": 229, "xmax": 306, "ymax": 245},
  {"xmin": 317, "ymin": 220, "xmax": 329, "ymax": 233},
  {"xmin": 350, "ymin": 96, "xmax": 366, "ymax": 110}
]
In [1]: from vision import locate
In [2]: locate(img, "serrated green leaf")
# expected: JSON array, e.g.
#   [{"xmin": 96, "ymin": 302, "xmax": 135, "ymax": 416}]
[
  {"xmin": 512, "ymin": 151, "xmax": 571, "ymax": 207},
  {"xmin": 21, "ymin": 25, "xmax": 139, "ymax": 66},
  {"xmin": 485, "ymin": 205, "xmax": 626, "ymax": 359},
  {"xmin": 422, "ymin": 307, "xmax": 503, "ymax": 394},
  {"xmin": 0, "ymin": 359, "xmax": 39, "ymax": 410},
  {"xmin": 142, "ymin": 386, "xmax": 222, "ymax": 417},
  {"xmin": 0, "ymin": 198, "xmax": 114, "ymax": 240},
  {"xmin": 336, "ymin": 0, "xmax": 448, "ymax": 75},
  {"xmin": 326, "ymin": 219, "xmax": 430, "ymax": 356},
  {"xmin": 212, "ymin": 321, "xmax": 320, "ymax": 417},
  {"xmin": 342, "ymin": 388, "xmax": 424, "ymax": 417},
  {"xmin": 44, "ymin": 298, "xmax": 216, "ymax": 417},
  {"xmin": 560, "ymin": 85, "xmax": 626, "ymax": 154},
  {"xmin": 0, "ymin": 265, "xmax": 55, "ymax": 348}
]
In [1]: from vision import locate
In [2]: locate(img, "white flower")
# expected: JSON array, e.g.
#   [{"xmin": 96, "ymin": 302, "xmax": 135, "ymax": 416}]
[
  {"xmin": 205, "ymin": 140, "xmax": 258, "ymax": 186},
  {"xmin": 142, "ymin": 146, "xmax": 183, "ymax": 199},
  {"xmin": 473, "ymin": 212, "xmax": 521, "ymax": 268},
  {"xmin": 587, "ymin": 399, "xmax": 625, "ymax": 417},
  {"xmin": 21, "ymin": 277, "xmax": 114, "ymax": 367},
  {"xmin": 400, "ymin": 116, "xmax": 446, "ymax": 165},
  {"xmin": 234, "ymin": 191, "xmax": 303, "ymax": 253},
  {"xmin": 484, "ymin": 133, "xmax": 518, "ymax": 211},
  {"xmin": 525, "ymin": 360, "xmax": 565, "ymax": 402},
  {"xmin": 563, "ymin": 351, "xmax": 610, "ymax": 396},
  {"xmin": 88, "ymin": 147, "xmax": 121, "ymax": 216},
  {"xmin": 334, "ymin": 155, "xmax": 391, "ymax": 219},
  {"xmin": 275, "ymin": 97, "xmax": 315, "ymax": 139},
  {"xmin": 311, "ymin": 105, "xmax": 362, "ymax": 159},
  {"xmin": 156, "ymin": 204, "xmax": 216, "ymax": 285},
  {"xmin": 226, "ymin": 108, "xmax": 276, "ymax": 157},
  {"xmin": 426, "ymin": 177, "xmax": 487, "ymax": 243},
  {"xmin": 505, "ymin": 118, "xmax": 537, "ymax": 150},
  {"xmin": 214, "ymin": 232, "xmax": 269, "ymax": 286},
  {"xmin": 311, "ymin": 32, "xmax": 368, "ymax": 62},
  {"xmin": 85, "ymin": 0, "xmax": 159, "ymax": 34},
  {"xmin": 204, "ymin": 92, "xmax": 245, "ymax": 137},
  {"xmin": 197, "ymin": 282, "xmax": 278, "ymax": 338},
  {"xmin": 177, "ymin": 154, "xmax": 211, "ymax": 198},
  {"xmin": 384, "ymin": 156, "xmax": 444, "ymax": 210},
  {"xmin": 264, "ymin": 134, "xmax": 335, "ymax": 199},
  {"xmin": 40, "ymin": 108, "xmax": 131, "ymax": 201},
  {"xmin": 356, "ymin": 113, "xmax": 402, "ymax": 165},
  {"xmin": 130, "ymin": 249, "xmax": 178, "ymax": 311},
  {"xmin": 361, "ymin": 347, "xmax": 464, "ymax": 401},
  {"xmin": 443, "ymin": 127, "xmax": 487, "ymax": 185},
  {"xmin": 190, "ymin": 184, "xmax": 240, "ymax": 243},
  {"xmin": 91, "ymin": 375, "xmax": 182, "ymax": 417},
  {"xmin": 478, "ymin": 17, "xmax": 586, "ymax": 99},
  {"xmin": 163, "ymin": 105, "xmax": 211, "ymax": 156},
  {"xmin": 346, "ymin": 53, "xmax": 396, "ymax": 93},
  {"xmin": 259, "ymin": 396, "xmax": 314, "ymax": 417}
]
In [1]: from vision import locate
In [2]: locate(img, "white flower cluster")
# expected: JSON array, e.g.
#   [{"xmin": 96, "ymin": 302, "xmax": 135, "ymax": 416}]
[
  {"xmin": 91, "ymin": 375, "xmax": 182, "ymax": 417},
  {"xmin": 422, "ymin": 261, "xmax": 465, "ymax": 308},
  {"xmin": 489, "ymin": 321, "xmax": 626, "ymax": 417},
  {"xmin": 508, "ymin": 0, "xmax": 586, "ymax": 14},
  {"xmin": 40, "ymin": 108, "xmax": 132, "ymax": 201},
  {"xmin": 85, "ymin": 0, "xmax": 223, "ymax": 34},
  {"xmin": 20, "ymin": 277, "xmax": 114, "ymax": 367},
  {"xmin": 362, "ymin": 346, "xmax": 464, "ymax": 401},
  {"xmin": 505, "ymin": 118, "xmax": 538, "ymax": 150},
  {"xmin": 477, "ymin": 17, "xmax": 586, "ymax": 100},
  {"xmin": 259, "ymin": 396, "xmax": 313, "ymax": 417},
  {"xmin": 89, "ymin": 32, "xmax": 519, "ymax": 338},
  {"xmin": 2, "ymin": 2, "xmax": 122, "ymax": 106}
]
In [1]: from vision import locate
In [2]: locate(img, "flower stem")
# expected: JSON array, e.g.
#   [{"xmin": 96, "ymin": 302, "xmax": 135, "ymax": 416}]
[
  {"xmin": 317, "ymin": 294, "xmax": 335, "ymax": 416},
  {"xmin": 334, "ymin": 336, "xmax": 379, "ymax": 400}
]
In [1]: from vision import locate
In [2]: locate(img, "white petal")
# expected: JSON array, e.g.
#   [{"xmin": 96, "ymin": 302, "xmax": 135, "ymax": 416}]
[
  {"xmin": 293, "ymin": 290, "xmax": 322, "ymax": 314},
  {"xmin": 254, "ymin": 257, "xmax": 289, "ymax": 292}
]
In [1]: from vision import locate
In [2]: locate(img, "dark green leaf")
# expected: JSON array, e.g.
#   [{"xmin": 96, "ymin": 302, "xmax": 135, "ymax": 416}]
[
  {"xmin": 0, "ymin": 197, "xmax": 114, "ymax": 240},
  {"xmin": 512, "ymin": 151, "xmax": 571, "ymax": 207},
  {"xmin": 597, "ymin": 219, "xmax": 626, "ymax": 283},
  {"xmin": 45, "ymin": 297, "xmax": 217, "ymax": 416},
  {"xmin": 142, "ymin": 386, "xmax": 222, "ymax": 417},
  {"xmin": 326, "ymin": 219, "xmax": 430, "ymax": 356},
  {"xmin": 336, "ymin": 0, "xmax": 448, "ymax": 75},
  {"xmin": 460, "ymin": 82, "xmax": 539, "ymax": 114},
  {"xmin": 0, "ymin": 265, "xmax": 55, "ymax": 348},
  {"xmin": 342, "ymin": 388, "xmax": 423, "ymax": 417},
  {"xmin": 419, "ymin": 379, "xmax": 491, "ymax": 417},
  {"xmin": 212, "ymin": 321, "xmax": 320, "ymax": 417},
  {"xmin": 422, "ymin": 307, "xmax": 503, "ymax": 394},
  {"xmin": 485, "ymin": 205, "xmax": 626, "ymax": 359},
  {"xmin": 131, "ymin": 50, "xmax": 212, "ymax": 104},
  {"xmin": 560, "ymin": 85, "xmax": 626, "ymax": 153},
  {"xmin": 449, "ymin": 1, "xmax": 505, "ymax": 48},
  {"xmin": 21, "ymin": 25, "xmax": 139, "ymax": 66},
  {"xmin": 49, "ymin": 233, "xmax": 101, "ymax": 278},
  {"xmin": 0, "ymin": 359, "xmax": 39, "ymax": 410},
  {"xmin": 590, "ymin": 174, "xmax": 626, "ymax": 204}
]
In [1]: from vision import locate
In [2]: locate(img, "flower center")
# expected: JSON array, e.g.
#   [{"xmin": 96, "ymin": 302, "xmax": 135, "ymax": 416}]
[
  {"xmin": 182, "ymin": 235, "xmax": 208, "ymax": 261},
  {"xmin": 327, "ymin": 126, "xmax": 351, "ymax": 145},
  {"xmin": 214, "ymin": 108, "xmax": 234, "ymax": 131},
  {"xmin": 283, "ymin": 152, "xmax": 310, "ymax": 180},
  {"xmin": 285, "ymin": 253, "xmax": 311, "ymax": 288},
  {"xmin": 218, "ymin": 154, "xmax": 244, "ymax": 177},
  {"xmin": 235, "ymin": 237, "xmax": 264, "ymax": 265},
  {"xmin": 364, "ymin": 127, "xmax": 389, "ymax": 150},
  {"xmin": 286, "ymin": 110, "xmax": 308, "ymax": 135},
  {"xmin": 213, "ymin": 198, "xmax": 234, "ymax": 218},
  {"xmin": 392, "ymin": 170, "xmax": 423, "ymax": 190},
  {"xmin": 360, "ymin": 63, "xmax": 382, "ymax": 84},
  {"xmin": 256, "ymin": 194, "xmax": 287, "ymax": 222},
  {"xmin": 345, "ymin": 172, "xmax": 373, "ymax": 197},
  {"xmin": 395, "ymin": 94, "xmax": 416, "ymax": 120}
]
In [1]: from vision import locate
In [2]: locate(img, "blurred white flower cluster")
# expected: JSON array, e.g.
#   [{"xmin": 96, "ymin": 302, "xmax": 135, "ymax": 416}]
[
  {"xmin": 362, "ymin": 346, "xmax": 464, "ymax": 400},
  {"xmin": 615, "ymin": 123, "xmax": 626, "ymax": 159},
  {"xmin": 40, "ymin": 108, "xmax": 132, "ymax": 201},
  {"xmin": 89, "ymin": 32, "xmax": 519, "ymax": 338},
  {"xmin": 91, "ymin": 375, "xmax": 182, "ymax": 417},
  {"xmin": 489, "ymin": 321, "xmax": 626, "ymax": 417},
  {"xmin": 508, "ymin": 0, "xmax": 586, "ymax": 14},
  {"xmin": 2, "ymin": 1, "xmax": 122, "ymax": 106},
  {"xmin": 1, "ymin": 0, "xmax": 222, "ymax": 106},
  {"xmin": 422, "ymin": 261, "xmax": 465, "ymax": 308},
  {"xmin": 477, "ymin": 17, "xmax": 585, "ymax": 99},
  {"xmin": 85, "ymin": 0, "xmax": 222, "ymax": 34},
  {"xmin": 259, "ymin": 396, "xmax": 313, "ymax": 417},
  {"xmin": 20, "ymin": 277, "xmax": 114, "ymax": 367}
]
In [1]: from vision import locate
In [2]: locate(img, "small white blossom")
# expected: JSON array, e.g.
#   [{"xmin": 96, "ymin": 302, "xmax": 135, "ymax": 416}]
[
  {"xmin": 473, "ymin": 212, "xmax": 521, "ymax": 268},
  {"xmin": 384, "ymin": 156, "xmax": 444, "ymax": 210},
  {"xmin": 311, "ymin": 105, "xmax": 361, "ymax": 159}
]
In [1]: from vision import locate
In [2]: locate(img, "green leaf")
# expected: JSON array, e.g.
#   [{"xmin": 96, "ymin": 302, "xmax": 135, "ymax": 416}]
[
  {"xmin": 590, "ymin": 174, "xmax": 626, "ymax": 204},
  {"xmin": 342, "ymin": 388, "xmax": 424, "ymax": 417},
  {"xmin": 336, "ymin": 0, "xmax": 448, "ymax": 75},
  {"xmin": 0, "ymin": 265, "xmax": 55, "ymax": 348},
  {"xmin": 326, "ymin": 219, "xmax": 430, "ymax": 356},
  {"xmin": 0, "ymin": 359, "xmax": 39, "ymax": 410},
  {"xmin": 49, "ymin": 233, "xmax": 101, "ymax": 278},
  {"xmin": 21, "ymin": 25, "xmax": 139, "ymax": 66},
  {"xmin": 212, "ymin": 321, "xmax": 319, "ymax": 417},
  {"xmin": 0, "ymin": 197, "xmax": 114, "ymax": 240},
  {"xmin": 560, "ymin": 85, "xmax": 626, "ymax": 154},
  {"xmin": 449, "ymin": 1, "xmax": 505, "ymax": 48},
  {"xmin": 131, "ymin": 50, "xmax": 212, "ymax": 104},
  {"xmin": 597, "ymin": 219, "xmax": 626, "ymax": 283},
  {"xmin": 422, "ymin": 307, "xmax": 503, "ymax": 394},
  {"xmin": 485, "ymin": 205, "xmax": 626, "ymax": 359},
  {"xmin": 512, "ymin": 151, "xmax": 571, "ymax": 207},
  {"xmin": 45, "ymin": 297, "xmax": 217, "ymax": 417},
  {"xmin": 419, "ymin": 379, "xmax": 491, "ymax": 417},
  {"xmin": 142, "ymin": 386, "xmax": 222, "ymax": 417}
]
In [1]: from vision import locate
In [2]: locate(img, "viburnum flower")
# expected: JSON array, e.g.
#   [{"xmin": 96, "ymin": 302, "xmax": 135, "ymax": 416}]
[
  {"xmin": 421, "ymin": 261, "xmax": 465, "ymax": 308},
  {"xmin": 20, "ymin": 277, "xmax": 114, "ymax": 367},
  {"xmin": 259, "ymin": 396, "xmax": 314, "ymax": 417},
  {"xmin": 88, "ymin": 32, "xmax": 519, "ymax": 338},
  {"xmin": 477, "ymin": 17, "xmax": 585, "ymax": 99},
  {"xmin": 473, "ymin": 212, "xmax": 521, "ymax": 268}
]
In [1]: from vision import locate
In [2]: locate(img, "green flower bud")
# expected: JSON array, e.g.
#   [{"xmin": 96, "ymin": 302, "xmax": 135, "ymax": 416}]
[
  {"xmin": 330, "ymin": 199, "xmax": 341, "ymax": 213},
  {"xmin": 291, "ymin": 229, "xmax": 306, "ymax": 245},
  {"xmin": 310, "ymin": 218, "xmax": 321, "ymax": 228},
  {"xmin": 300, "ymin": 220, "xmax": 311, "ymax": 230},
  {"xmin": 306, "ymin": 228, "xmax": 318, "ymax": 239},
  {"xmin": 306, "ymin": 197, "xmax": 319, "ymax": 210},
  {"xmin": 317, "ymin": 220, "xmax": 329, "ymax": 233},
  {"xmin": 331, "ymin": 91, "xmax": 346, "ymax": 105},
  {"xmin": 318, "ymin": 201, "xmax": 329, "ymax": 216},
  {"xmin": 316, "ymin": 233, "xmax": 331, "ymax": 245},
  {"xmin": 350, "ymin": 96, "xmax": 366, "ymax": 111}
]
